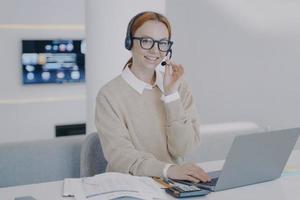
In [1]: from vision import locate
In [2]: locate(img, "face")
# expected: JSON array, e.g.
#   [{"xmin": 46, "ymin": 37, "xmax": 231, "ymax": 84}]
[{"xmin": 131, "ymin": 20, "xmax": 169, "ymax": 71}]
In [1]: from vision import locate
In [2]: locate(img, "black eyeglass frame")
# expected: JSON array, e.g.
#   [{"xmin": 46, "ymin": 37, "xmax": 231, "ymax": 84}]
[{"xmin": 132, "ymin": 36, "xmax": 173, "ymax": 52}]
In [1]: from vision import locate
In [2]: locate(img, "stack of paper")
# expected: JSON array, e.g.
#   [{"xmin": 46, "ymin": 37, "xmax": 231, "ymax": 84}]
[{"xmin": 63, "ymin": 172, "xmax": 166, "ymax": 200}]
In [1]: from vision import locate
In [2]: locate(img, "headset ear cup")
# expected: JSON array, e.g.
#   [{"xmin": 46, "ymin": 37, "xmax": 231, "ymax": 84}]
[
  {"xmin": 125, "ymin": 12, "xmax": 147, "ymax": 51},
  {"xmin": 125, "ymin": 36, "xmax": 132, "ymax": 50}
]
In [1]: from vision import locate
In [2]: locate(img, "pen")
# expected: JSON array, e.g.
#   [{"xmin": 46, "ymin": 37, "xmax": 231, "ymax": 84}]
[{"xmin": 152, "ymin": 177, "xmax": 172, "ymax": 188}]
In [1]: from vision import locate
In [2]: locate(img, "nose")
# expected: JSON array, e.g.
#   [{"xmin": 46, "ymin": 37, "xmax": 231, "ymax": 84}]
[{"xmin": 149, "ymin": 41, "xmax": 160, "ymax": 54}]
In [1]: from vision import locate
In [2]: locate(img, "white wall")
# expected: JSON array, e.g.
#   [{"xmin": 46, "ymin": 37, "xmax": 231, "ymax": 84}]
[
  {"xmin": 166, "ymin": 0, "xmax": 300, "ymax": 130},
  {"xmin": 2, "ymin": 0, "xmax": 300, "ymax": 143},
  {"xmin": 0, "ymin": 0, "xmax": 86, "ymax": 143}
]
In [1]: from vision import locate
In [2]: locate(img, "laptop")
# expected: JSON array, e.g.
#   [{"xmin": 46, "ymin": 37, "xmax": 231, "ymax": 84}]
[{"xmin": 176, "ymin": 127, "xmax": 300, "ymax": 191}]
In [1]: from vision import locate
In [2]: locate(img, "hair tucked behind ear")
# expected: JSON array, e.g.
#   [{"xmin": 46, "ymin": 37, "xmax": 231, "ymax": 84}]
[{"xmin": 123, "ymin": 11, "xmax": 171, "ymax": 70}]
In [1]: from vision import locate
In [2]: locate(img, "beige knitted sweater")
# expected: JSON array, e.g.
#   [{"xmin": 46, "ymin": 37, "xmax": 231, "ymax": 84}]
[{"xmin": 95, "ymin": 75, "xmax": 200, "ymax": 177}]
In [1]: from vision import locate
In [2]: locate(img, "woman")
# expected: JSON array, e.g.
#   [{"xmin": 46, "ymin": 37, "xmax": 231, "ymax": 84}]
[{"xmin": 95, "ymin": 11, "xmax": 210, "ymax": 183}]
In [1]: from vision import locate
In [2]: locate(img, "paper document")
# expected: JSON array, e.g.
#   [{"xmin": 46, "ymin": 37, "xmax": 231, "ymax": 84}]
[{"xmin": 63, "ymin": 172, "xmax": 165, "ymax": 200}]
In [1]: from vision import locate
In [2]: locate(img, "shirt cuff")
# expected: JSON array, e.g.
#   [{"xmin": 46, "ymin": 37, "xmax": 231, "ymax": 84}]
[
  {"xmin": 161, "ymin": 91, "xmax": 180, "ymax": 103},
  {"xmin": 163, "ymin": 164, "xmax": 175, "ymax": 178}
]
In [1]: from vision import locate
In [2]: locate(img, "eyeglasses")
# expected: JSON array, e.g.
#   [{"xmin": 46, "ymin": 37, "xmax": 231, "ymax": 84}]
[{"xmin": 132, "ymin": 36, "xmax": 173, "ymax": 52}]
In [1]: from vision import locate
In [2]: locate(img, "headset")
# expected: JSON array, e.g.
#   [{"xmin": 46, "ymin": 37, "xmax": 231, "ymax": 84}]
[
  {"xmin": 124, "ymin": 12, "xmax": 147, "ymax": 50},
  {"xmin": 124, "ymin": 11, "xmax": 173, "ymax": 66}
]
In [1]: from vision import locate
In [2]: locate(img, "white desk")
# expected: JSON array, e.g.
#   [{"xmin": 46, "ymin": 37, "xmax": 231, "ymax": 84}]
[{"xmin": 1, "ymin": 150, "xmax": 299, "ymax": 200}]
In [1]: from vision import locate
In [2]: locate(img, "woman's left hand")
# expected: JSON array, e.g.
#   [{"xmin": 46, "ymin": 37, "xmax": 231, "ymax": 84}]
[{"xmin": 163, "ymin": 62, "xmax": 184, "ymax": 95}]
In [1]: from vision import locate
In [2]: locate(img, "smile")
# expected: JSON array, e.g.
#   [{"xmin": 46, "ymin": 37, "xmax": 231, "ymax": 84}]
[{"xmin": 144, "ymin": 56, "xmax": 159, "ymax": 61}]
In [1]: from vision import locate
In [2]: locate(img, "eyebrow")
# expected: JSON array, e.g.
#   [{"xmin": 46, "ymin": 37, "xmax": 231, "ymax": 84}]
[{"xmin": 137, "ymin": 35, "xmax": 169, "ymax": 40}]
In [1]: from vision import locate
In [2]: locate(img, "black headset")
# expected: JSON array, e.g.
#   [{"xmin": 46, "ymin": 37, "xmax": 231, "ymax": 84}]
[{"xmin": 124, "ymin": 12, "xmax": 147, "ymax": 50}]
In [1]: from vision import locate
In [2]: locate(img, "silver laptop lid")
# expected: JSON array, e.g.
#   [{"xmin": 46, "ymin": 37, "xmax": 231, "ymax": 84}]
[{"xmin": 214, "ymin": 127, "xmax": 300, "ymax": 191}]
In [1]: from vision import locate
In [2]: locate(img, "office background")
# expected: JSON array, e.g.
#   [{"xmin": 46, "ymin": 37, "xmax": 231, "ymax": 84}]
[{"xmin": 0, "ymin": 0, "xmax": 299, "ymax": 144}]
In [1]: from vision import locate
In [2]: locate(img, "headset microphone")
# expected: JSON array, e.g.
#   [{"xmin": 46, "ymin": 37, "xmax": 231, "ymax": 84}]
[{"xmin": 161, "ymin": 49, "xmax": 172, "ymax": 66}]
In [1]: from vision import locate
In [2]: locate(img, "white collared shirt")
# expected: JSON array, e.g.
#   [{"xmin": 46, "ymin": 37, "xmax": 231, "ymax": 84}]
[{"xmin": 121, "ymin": 66, "xmax": 180, "ymax": 103}]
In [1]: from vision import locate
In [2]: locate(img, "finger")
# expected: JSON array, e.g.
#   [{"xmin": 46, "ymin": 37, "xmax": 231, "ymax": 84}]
[
  {"xmin": 173, "ymin": 65, "xmax": 184, "ymax": 78},
  {"xmin": 187, "ymin": 170, "xmax": 209, "ymax": 182},
  {"xmin": 172, "ymin": 66, "xmax": 178, "ymax": 75},
  {"xmin": 196, "ymin": 171, "xmax": 211, "ymax": 182},
  {"xmin": 170, "ymin": 61, "xmax": 179, "ymax": 67},
  {"xmin": 184, "ymin": 166, "xmax": 210, "ymax": 183},
  {"xmin": 182, "ymin": 175, "xmax": 200, "ymax": 183},
  {"xmin": 188, "ymin": 165, "xmax": 211, "ymax": 182},
  {"xmin": 172, "ymin": 66, "xmax": 181, "ymax": 76},
  {"xmin": 196, "ymin": 173, "xmax": 211, "ymax": 182},
  {"xmin": 164, "ymin": 64, "xmax": 172, "ymax": 76},
  {"xmin": 187, "ymin": 170, "xmax": 207, "ymax": 182},
  {"xmin": 169, "ymin": 62, "xmax": 174, "ymax": 72},
  {"xmin": 178, "ymin": 65, "xmax": 184, "ymax": 74},
  {"xmin": 194, "ymin": 168, "xmax": 211, "ymax": 182},
  {"xmin": 195, "ymin": 166, "xmax": 211, "ymax": 181},
  {"xmin": 169, "ymin": 64, "xmax": 174, "ymax": 75}
]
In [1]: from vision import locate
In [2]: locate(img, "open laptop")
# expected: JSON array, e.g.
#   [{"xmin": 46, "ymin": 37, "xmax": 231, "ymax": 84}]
[{"xmin": 176, "ymin": 127, "xmax": 300, "ymax": 191}]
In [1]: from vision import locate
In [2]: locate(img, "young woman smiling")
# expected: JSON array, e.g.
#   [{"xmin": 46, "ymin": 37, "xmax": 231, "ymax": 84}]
[{"xmin": 95, "ymin": 11, "xmax": 210, "ymax": 183}]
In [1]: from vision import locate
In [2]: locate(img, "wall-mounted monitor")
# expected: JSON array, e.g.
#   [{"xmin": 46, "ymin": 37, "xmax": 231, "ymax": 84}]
[{"xmin": 22, "ymin": 39, "xmax": 85, "ymax": 84}]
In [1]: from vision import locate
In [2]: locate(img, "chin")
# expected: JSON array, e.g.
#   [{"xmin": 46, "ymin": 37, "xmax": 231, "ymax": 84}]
[
  {"xmin": 143, "ymin": 59, "xmax": 161, "ymax": 70},
  {"xmin": 144, "ymin": 62, "xmax": 158, "ymax": 71}
]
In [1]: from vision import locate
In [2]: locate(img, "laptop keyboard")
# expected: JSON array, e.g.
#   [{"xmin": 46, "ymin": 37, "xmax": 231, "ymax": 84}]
[{"xmin": 200, "ymin": 177, "xmax": 219, "ymax": 186}]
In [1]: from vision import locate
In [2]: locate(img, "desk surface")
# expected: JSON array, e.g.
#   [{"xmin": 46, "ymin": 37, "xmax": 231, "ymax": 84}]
[{"xmin": 1, "ymin": 150, "xmax": 299, "ymax": 200}]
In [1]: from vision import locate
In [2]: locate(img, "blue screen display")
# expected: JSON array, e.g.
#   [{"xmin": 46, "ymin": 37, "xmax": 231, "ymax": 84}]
[{"xmin": 22, "ymin": 40, "xmax": 85, "ymax": 84}]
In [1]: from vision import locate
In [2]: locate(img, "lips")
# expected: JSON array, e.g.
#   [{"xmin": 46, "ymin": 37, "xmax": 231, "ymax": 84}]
[{"xmin": 144, "ymin": 55, "xmax": 159, "ymax": 62}]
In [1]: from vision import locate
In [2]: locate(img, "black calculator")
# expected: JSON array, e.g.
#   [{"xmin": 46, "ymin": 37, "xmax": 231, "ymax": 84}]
[{"xmin": 165, "ymin": 182, "xmax": 210, "ymax": 198}]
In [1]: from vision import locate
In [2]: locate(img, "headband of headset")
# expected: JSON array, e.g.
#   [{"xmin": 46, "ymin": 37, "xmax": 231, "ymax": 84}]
[{"xmin": 124, "ymin": 12, "xmax": 147, "ymax": 50}]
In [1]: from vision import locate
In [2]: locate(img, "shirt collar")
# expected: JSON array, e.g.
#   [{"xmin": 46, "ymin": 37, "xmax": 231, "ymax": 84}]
[{"xmin": 121, "ymin": 66, "xmax": 165, "ymax": 94}]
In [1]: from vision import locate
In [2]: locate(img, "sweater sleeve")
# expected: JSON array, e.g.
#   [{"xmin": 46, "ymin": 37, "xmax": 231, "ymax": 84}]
[
  {"xmin": 95, "ymin": 92, "xmax": 167, "ymax": 177},
  {"xmin": 164, "ymin": 80, "xmax": 201, "ymax": 158}
]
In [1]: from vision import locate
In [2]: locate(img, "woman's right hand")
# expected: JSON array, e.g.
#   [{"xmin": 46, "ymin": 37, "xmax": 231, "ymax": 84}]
[{"xmin": 167, "ymin": 163, "xmax": 211, "ymax": 183}]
